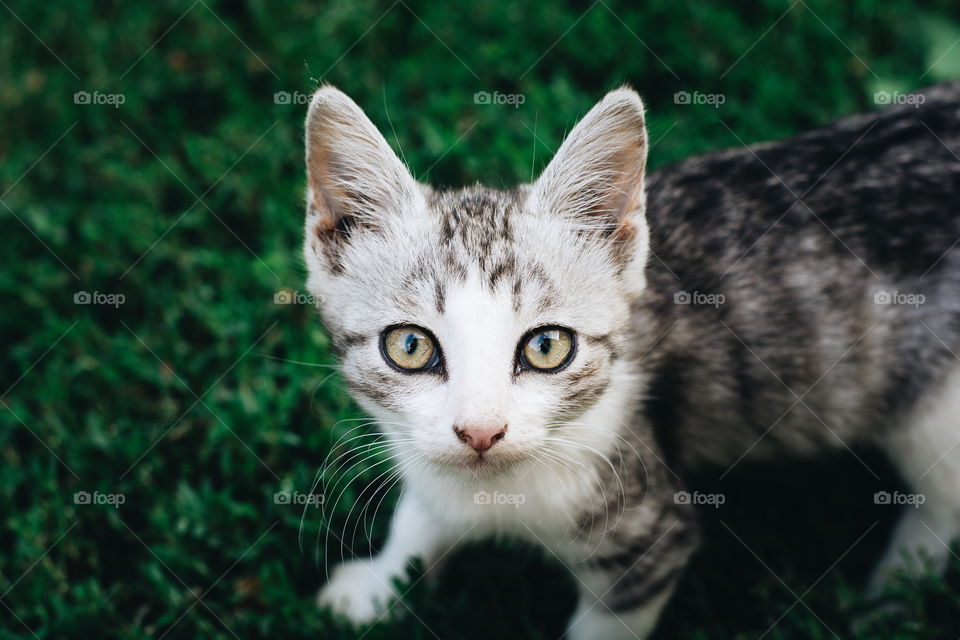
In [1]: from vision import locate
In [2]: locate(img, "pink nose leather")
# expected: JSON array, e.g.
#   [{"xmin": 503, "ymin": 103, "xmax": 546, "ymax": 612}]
[{"xmin": 453, "ymin": 423, "xmax": 507, "ymax": 452}]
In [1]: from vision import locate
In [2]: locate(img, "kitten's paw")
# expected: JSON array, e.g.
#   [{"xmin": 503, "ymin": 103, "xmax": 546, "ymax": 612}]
[{"xmin": 317, "ymin": 560, "xmax": 398, "ymax": 625}]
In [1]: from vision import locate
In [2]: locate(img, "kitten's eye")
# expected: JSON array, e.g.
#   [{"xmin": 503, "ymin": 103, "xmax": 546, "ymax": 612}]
[
  {"xmin": 519, "ymin": 327, "xmax": 575, "ymax": 372},
  {"xmin": 381, "ymin": 325, "xmax": 440, "ymax": 372}
]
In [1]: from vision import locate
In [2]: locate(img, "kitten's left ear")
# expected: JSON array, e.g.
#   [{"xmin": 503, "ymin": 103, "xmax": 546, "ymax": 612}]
[
  {"xmin": 304, "ymin": 86, "xmax": 420, "ymax": 271},
  {"xmin": 530, "ymin": 87, "xmax": 648, "ymax": 260}
]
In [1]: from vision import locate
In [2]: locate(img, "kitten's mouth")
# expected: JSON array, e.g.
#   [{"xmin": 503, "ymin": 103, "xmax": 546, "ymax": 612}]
[
  {"xmin": 434, "ymin": 449, "xmax": 527, "ymax": 477},
  {"xmin": 467, "ymin": 452, "xmax": 491, "ymax": 469}
]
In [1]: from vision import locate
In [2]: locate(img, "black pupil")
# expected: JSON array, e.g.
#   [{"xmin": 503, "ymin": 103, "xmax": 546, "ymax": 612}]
[
  {"xmin": 536, "ymin": 333, "xmax": 552, "ymax": 354},
  {"xmin": 403, "ymin": 333, "xmax": 419, "ymax": 355}
]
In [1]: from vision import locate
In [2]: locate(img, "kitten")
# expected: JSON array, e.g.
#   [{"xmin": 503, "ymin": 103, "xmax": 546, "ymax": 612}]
[{"xmin": 303, "ymin": 81, "xmax": 960, "ymax": 638}]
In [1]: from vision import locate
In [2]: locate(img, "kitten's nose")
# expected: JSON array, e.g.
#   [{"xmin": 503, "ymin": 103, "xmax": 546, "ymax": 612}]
[{"xmin": 453, "ymin": 423, "xmax": 507, "ymax": 452}]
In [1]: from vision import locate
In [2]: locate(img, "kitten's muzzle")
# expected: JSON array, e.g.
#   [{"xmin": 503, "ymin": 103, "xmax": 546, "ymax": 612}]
[{"xmin": 452, "ymin": 423, "xmax": 508, "ymax": 453}]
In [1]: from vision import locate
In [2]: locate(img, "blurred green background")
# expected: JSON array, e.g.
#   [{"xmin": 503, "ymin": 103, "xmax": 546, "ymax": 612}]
[{"xmin": 4, "ymin": 1, "xmax": 960, "ymax": 638}]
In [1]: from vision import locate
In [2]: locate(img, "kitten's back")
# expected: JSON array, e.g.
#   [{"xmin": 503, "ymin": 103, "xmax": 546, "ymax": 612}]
[{"xmin": 639, "ymin": 81, "xmax": 960, "ymax": 469}]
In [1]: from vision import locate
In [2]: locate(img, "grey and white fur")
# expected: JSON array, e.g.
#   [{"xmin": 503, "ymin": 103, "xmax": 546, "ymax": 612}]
[{"xmin": 303, "ymin": 81, "xmax": 960, "ymax": 638}]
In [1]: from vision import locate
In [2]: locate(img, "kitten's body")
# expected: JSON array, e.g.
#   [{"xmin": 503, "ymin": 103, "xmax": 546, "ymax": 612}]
[{"xmin": 304, "ymin": 82, "xmax": 960, "ymax": 638}]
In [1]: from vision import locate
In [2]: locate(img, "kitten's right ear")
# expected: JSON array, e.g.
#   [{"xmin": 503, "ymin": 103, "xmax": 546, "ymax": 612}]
[{"xmin": 304, "ymin": 86, "xmax": 418, "ymax": 270}]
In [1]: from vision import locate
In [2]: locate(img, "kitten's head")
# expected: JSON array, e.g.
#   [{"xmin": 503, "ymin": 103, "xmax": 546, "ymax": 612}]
[{"xmin": 303, "ymin": 87, "xmax": 650, "ymax": 480}]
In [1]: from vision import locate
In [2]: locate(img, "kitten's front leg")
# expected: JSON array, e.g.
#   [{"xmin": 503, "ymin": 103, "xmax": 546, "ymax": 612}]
[
  {"xmin": 318, "ymin": 492, "xmax": 450, "ymax": 625},
  {"xmin": 564, "ymin": 499, "xmax": 698, "ymax": 640}
]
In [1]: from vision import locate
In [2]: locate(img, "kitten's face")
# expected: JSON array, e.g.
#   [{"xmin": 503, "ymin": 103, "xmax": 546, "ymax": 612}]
[{"xmin": 303, "ymin": 88, "xmax": 650, "ymax": 479}]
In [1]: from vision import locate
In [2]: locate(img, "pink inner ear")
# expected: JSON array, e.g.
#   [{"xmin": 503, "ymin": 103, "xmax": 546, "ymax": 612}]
[
  {"xmin": 308, "ymin": 152, "xmax": 366, "ymax": 220},
  {"xmin": 607, "ymin": 142, "xmax": 646, "ymax": 212},
  {"xmin": 578, "ymin": 151, "xmax": 646, "ymax": 231}
]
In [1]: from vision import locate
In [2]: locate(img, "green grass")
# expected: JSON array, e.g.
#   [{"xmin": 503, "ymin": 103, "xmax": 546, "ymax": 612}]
[{"xmin": 3, "ymin": 1, "xmax": 960, "ymax": 638}]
